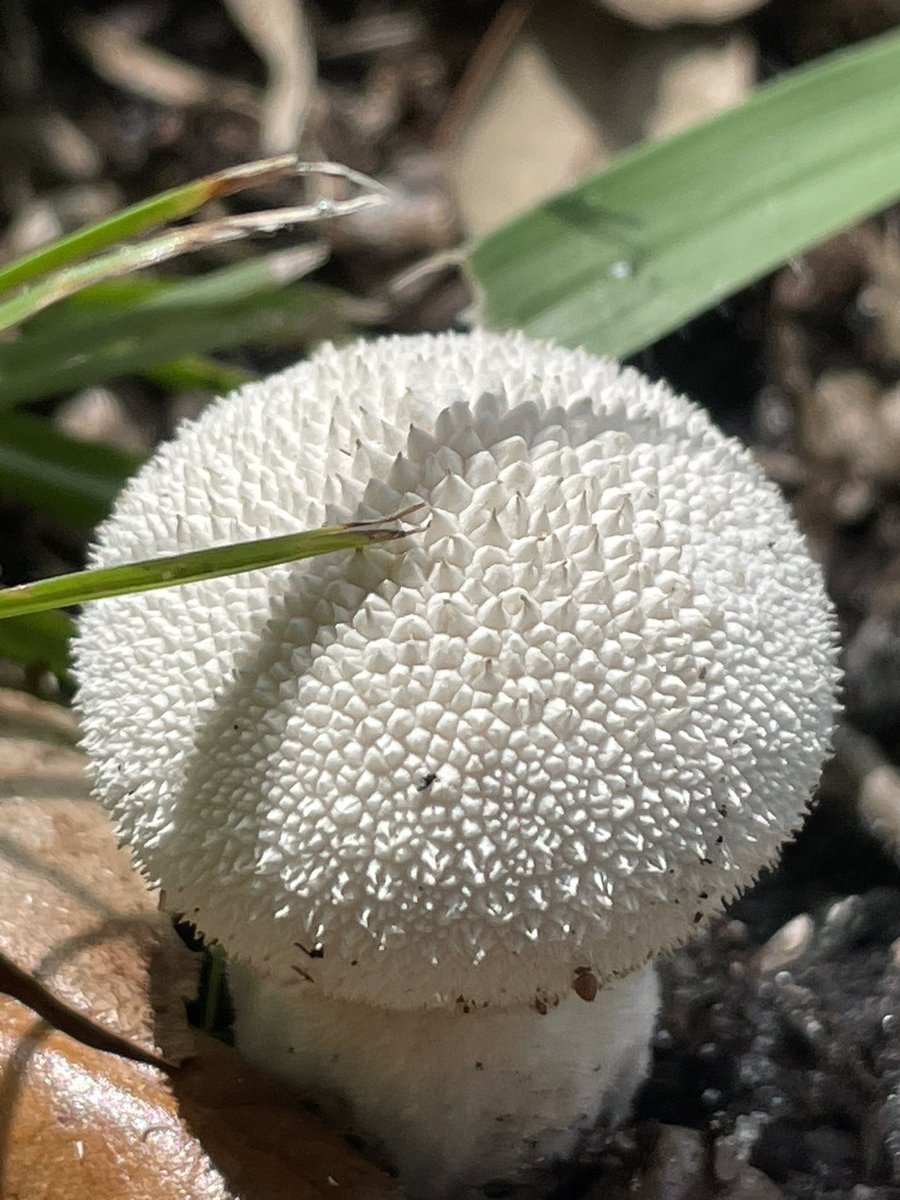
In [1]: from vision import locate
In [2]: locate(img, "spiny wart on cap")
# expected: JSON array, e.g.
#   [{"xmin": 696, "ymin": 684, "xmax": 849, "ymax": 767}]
[{"xmin": 76, "ymin": 330, "xmax": 838, "ymax": 1014}]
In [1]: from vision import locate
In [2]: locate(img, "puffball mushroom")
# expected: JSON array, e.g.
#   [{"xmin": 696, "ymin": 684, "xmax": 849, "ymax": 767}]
[{"xmin": 75, "ymin": 331, "xmax": 838, "ymax": 1198}]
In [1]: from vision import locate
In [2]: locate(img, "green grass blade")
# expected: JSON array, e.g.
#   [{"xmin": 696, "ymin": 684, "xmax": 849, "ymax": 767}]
[
  {"xmin": 201, "ymin": 943, "xmax": 227, "ymax": 1034},
  {"xmin": 0, "ymin": 156, "xmax": 296, "ymax": 296},
  {"xmin": 0, "ymin": 515, "xmax": 419, "ymax": 619},
  {"xmin": 469, "ymin": 28, "xmax": 900, "ymax": 358},
  {"xmin": 0, "ymin": 156, "xmax": 384, "ymax": 300},
  {"xmin": 0, "ymin": 224, "xmax": 331, "ymax": 335},
  {"xmin": 0, "ymin": 611, "xmax": 74, "ymax": 678},
  {"xmin": 0, "ymin": 414, "xmax": 141, "ymax": 529},
  {"xmin": 0, "ymin": 257, "xmax": 368, "ymax": 409},
  {"xmin": 0, "ymin": 228, "xmax": 203, "ymax": 332},
  {"xmin": 141, "ymin": 355, "xmax": 255, "ymax": 393}
]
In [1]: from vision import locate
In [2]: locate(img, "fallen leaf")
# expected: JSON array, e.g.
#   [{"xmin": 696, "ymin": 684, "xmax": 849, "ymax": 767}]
[
  {"xmin": 0, "ymin": 690, "xmax": 402, "ymax": 1199},
  {"xmin": 0, "ymin": 995, "xmax": 229, "ymax": 1200},
  {"xmin": 0, "ymin": 996, "xmax": 400, "ymax": 1200},
  {"xmin": 172, "ymin": 1032, "xmax": 400, "ymax": 1200},
  {"xmin": 0, "ymin": 689, "xmax": 196, "ymax": 1063}
]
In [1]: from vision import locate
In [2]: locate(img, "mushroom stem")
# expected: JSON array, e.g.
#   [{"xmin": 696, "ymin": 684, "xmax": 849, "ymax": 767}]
[{"xmin": 229, "ymin": 962, "xmax": 660, "ymax": 1199}]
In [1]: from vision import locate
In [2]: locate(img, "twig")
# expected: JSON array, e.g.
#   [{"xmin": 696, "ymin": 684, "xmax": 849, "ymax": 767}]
[
  {"xmin": 0, "ymin": 951, "xmax": 173, "ymax": 1069},
  {"xmin": 433, "ymin": 0, "xmax": 536, "ymax": 148},
  {"xmin": 223, "ymin": 0, "xmax": 317, "ymax": 153},
  {"xmin": 70, "ymin": 12, "xmax": 260, "ymax": 117}
]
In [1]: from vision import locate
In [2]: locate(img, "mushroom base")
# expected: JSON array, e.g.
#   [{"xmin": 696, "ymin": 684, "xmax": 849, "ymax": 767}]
[{"xmin": 229, "ymin": 962, "xmax": 659, "ymax": 1199}]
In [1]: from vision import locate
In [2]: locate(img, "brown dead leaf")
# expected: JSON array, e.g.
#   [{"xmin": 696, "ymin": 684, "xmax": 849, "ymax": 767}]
[
  {"xmin": 0, "ymin": 996, "xmax": 399, "ymax": 1200},
  {"xmin": 172, "ymin": 1033, "xmax": 400, "ymax": 1200},
  {"xmin": 0, "ymin": 690, "xmax": 401, "ymax": 1199},
  {"xmin": 0, "ymin": 688, "xmax": 82, "ymax": 748},
  {"xmin": 0, "ymin": 994, "xmax": 229, "ymax": 1200},
  {"xmin": 0, "ymin": 690, "xmax": 197, "ymax": 1063}
]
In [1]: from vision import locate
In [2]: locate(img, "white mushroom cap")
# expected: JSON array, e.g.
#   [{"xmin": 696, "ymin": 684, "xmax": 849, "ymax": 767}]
[{"xmin": 75, "ymin": 331, "xmax": 838, "ymax": 1012}]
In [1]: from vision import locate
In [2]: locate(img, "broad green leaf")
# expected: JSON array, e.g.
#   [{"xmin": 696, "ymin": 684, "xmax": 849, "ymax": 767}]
[
  {"xmin": 0, "ymin": 611, "xmax": 73, "ymax": 679},
  {"xmin": 0, "ymin": 413, "xmax": 141, "ymax": 529},
  {"xmin": 0, "ymin": 512, "xmax": 420, "ymax": 618},
  {"xmin": 469, "ymin": 28, "xmax": 900, "ymax": 358}
]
